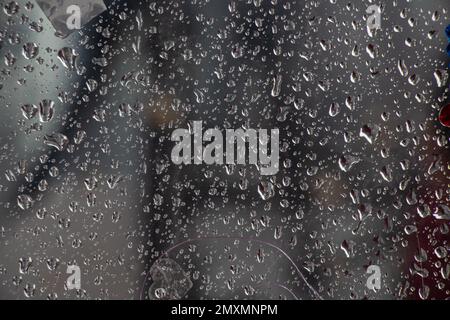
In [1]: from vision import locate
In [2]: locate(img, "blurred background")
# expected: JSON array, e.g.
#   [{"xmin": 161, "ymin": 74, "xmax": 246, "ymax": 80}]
[{"xmin": 0, "ymin": 0, "xmax": 449, "ymax": 299}]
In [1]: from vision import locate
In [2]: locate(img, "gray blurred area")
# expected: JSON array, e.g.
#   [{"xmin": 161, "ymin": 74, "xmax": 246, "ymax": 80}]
[{"xmin": 0, "ymin": 0, "xmax": 449, "ymax": 300}]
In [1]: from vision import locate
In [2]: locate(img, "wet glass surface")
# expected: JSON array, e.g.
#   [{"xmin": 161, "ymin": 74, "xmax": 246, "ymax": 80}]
[{"xmin": 0, "ymin": 0, "xmax": 449, "ymax": 300}]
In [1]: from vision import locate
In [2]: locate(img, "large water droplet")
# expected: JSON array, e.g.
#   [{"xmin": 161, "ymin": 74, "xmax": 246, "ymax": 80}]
[
  {"xmin": 338, "ymin": 155, "xmax": 361, "ymax": 172},
  {"xmin": 21, "ymin": 104, "xmax": 38, "ymax": 119},
  {"xmin": 3, "ymin": 1, "xmax": 19, "ymax": 16},
  {"xmin": 57, "ymin": 47, "xmax": 78, "ymax": 70},
  {"xmin": 43, "ymin": 133, "xmax": 68, "ymax": 151},
  {"xmin": 397, "ymin": 59, "xmax": 408, "ymax": 77},
  {"xmin": 39, "ymin": 99, "xmax": 54, "ymax": 122},
  {"xmin": 433, "ymin": 69, "xmax": 448, "ymax": 87},
  {"xmin": 359, "ymin": 124, "xmax": 380, "ymax": 144}
]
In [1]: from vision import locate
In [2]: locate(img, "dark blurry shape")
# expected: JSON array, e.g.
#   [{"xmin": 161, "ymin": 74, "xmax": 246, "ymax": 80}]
[
  {"xmin": 439, "ymin": 103, "xmax": 450, "ymax": 127},
  {"xmin": 446, "ymin": 24, "xmax": 450, "ymax": 60}
]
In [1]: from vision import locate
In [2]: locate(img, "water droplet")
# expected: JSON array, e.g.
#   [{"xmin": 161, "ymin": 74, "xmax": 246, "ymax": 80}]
[
  {"xmin": 194, "ymin": 89, "xmax": 204, "ymax": 103},
  {"xmin": 57, "ymin": 47, "xmax": 78, "ymax": 70},
  {"xmin": 257, "ymin": 181, "xmax": 275, "ymax": 200},
  {"xmin": 433, "ymin": 204, "xmax": 450, "ymax": 220},
  {"xmin": 434, "ymin": 246, "xmax": 447, "ymax": 259},
  {"xmin": 379, "ymin": 165, "xmax": 393, "ymax": 182},
  {"xmin": 4, "ymin": 51, "xmax": 16, "ymax": 66},
  {"xmin": 84, "ymin": 176, "xmax": 98, "ymax": 191},
  {"xmin": 19, "ymin": 257, "xmax": 32, "ymax": 274},
  {"xmin": 274, "ymin": 226, "xmax": 282, "ymax": 239},
  {"xmin": 3, "ymin": 1, "xmax": 19, "ymax": 16},
  {"xmin": 340, "ymin": 240, "xmax": 355, "ymax": 258},
  {"xmin": 419, "ymin": 285, "xmax": 430, "ymax": 300},
  {"xmin": 338, "ymin": 155, "xmax": 361, "ymax": 172},
  {"xmin": 107, "ymin": 175, "xmax": 123, "ymax": 189},
  {"xmin": 404, "ymin": 224, "xmax": 417, "ymax": 235},
  {"xmin": 231, "ymin": 44, "xmax": 244, "ymax": 58},
  {"xmin": 359, "ymin": 124, "xmax": 380, "ymax": 144},
  {"xmin": 345, "ymin": 96, "xmax": 355, "ymax": 111},
  {"xmin": 17, "ymin": 194, "xmax": 34, "ymax": 210},
  {"xmin": 43, "ymin": 133, "xmax": 68, "ymax": 151},
  {"xmin": 20, "ymin": 104, "xmax": 38, "ymax": 119},
  {"xmin": 366, "ymin": 44, "xmax": 377, "ymax": 59},
  {"xmin": 22, "ymin": 42, "xmax": 39, "ymax": 59},
  {"xmin": 433, "ymin": 69, "xmax": 448, "ymax": 87},
  {"xmin": 39, "ymin": 99, "xmax": 54, "ymax": 122},
  {"xmin": 329, "ymin": 102, "xmax": 341, "ymax": 117},
  {"xmin": 271, "ymin": 75, "xmax": 282, "ymax": 97},
  {"xmin": 397, "ymin": 59, "xmax": 408, "ymax": 77}
]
